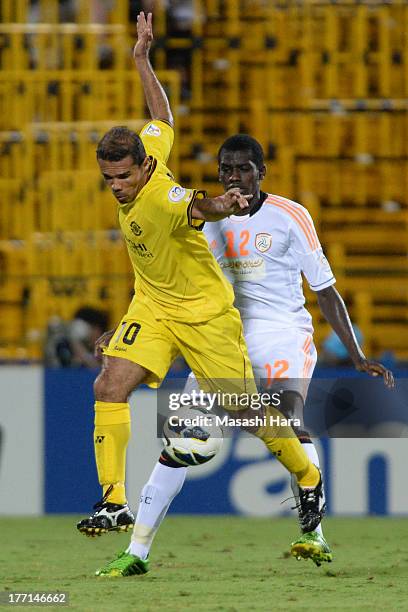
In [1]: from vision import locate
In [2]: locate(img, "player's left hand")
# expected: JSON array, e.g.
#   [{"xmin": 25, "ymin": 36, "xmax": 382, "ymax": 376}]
[
  {"xmin": 355, "ymin": 358, "xmax": 395, "ymax": 388},
  {"xmin": 94, "ymin": 329, "xmax": 116, "ymax": 360},
  {"xmin": 134, "ymin": 12, "xmax": 153, "ymax": 60}
]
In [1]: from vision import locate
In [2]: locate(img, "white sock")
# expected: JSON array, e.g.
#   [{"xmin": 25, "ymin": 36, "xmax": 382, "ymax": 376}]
[
  {"xmin": 291, "ymin": 442, "xmax": 325, "ymax": 537},
  {"xmin": 127, "ymin": 462, "xmax": 187, "ymax": 560}
]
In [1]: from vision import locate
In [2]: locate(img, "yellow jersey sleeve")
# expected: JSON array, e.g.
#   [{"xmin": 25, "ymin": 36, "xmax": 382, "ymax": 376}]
[
  {"xmin": 139, "ymin": 120, "xmax": 174, "ymax": 165},
  {"xmin": 147, "ymin": 180, "xmax": 206, "ymax": 233}
]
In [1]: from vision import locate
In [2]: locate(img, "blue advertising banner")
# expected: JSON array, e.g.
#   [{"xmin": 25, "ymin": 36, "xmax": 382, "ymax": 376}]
[{"xmin": 41, "ymin": 367, "xmax": 408, "ymax": 516}]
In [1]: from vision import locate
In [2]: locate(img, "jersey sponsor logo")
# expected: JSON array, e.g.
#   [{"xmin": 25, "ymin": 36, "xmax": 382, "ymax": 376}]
[
  {"xmin": 125, "ymin": 237, "xmax": 154, "ymax": 259},
  {"xmin": 255, "ymin": 232, "xmax": 272, "ymax": 253},
  {"xmin": 143, "ymin": 123, "xmax": 161, "ymax": 137},
  {"xmin": 168, "ymin": 185, "xmax": 187, "ymax": 203},
  {"xmin": 220, "ymin": 256, "xmax": 265, "ymax": 280},
  {"xmin": 130, "ymin": 221, "xmax": 143, "ymax": 236}
]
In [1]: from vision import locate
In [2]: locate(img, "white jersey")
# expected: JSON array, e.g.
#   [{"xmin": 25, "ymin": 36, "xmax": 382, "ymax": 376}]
[{"xmin": 204, "ymin": 193, "xmax": 335, "ymax": 334}]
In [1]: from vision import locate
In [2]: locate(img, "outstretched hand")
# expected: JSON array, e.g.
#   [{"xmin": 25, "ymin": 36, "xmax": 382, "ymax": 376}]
[
  {"xmin": 355, "ymin": 358, "xmax": 395, "ymax": 388},
  {"xmin": 134, "ymin": 11, "xmax": 153, "ymax": 60},
  {"xmin": 222, "ymin": 188, "xmax": 252, "ymax": 215}
]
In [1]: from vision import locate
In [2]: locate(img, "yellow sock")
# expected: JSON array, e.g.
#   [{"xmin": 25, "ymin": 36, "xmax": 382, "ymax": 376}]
[
  {"xmin": 255, "ymin": 407, "xmax": 319, "ymax": 488},
  {"xmin": 295, "ymin": 461, "xmax": 320, "ymax": 488},
  {"xmin": 94, "ymin": 401, "xmax": 131, "ymax": 505}
]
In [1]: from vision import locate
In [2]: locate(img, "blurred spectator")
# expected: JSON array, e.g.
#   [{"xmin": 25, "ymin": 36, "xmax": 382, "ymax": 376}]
[
  {"xmin": 29, "ymin": 0, "xmax": 76, "ymax": 23},
  {"xmin": 168, "ymin": 0, "xmax": 194, "ymax": 35},
  {"xmin": 319, "ymin": 325, "xmax": 364, "ymax": 367},
  {"xmin": 90, "ymin": 0, "xmax": 113, "ymax": 23},
  {"xmin": 44, "ymin": 307, "xmax": 109, "ymax": 368}
]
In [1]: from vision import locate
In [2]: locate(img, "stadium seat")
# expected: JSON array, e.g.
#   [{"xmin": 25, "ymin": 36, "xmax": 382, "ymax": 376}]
[{"xmin": 0, "ymin": 0, "xmax": 407, "ymax": 359}]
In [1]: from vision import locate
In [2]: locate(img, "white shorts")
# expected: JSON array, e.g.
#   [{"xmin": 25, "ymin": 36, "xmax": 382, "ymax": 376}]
[{"xmin": 242, "ymin": 319, "xmax": 317, "ymax": 400}]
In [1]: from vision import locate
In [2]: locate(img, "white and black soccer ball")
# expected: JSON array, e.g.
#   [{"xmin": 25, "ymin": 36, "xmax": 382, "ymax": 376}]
[{"xmin": 162, "ymin": 407, "xmax": 223, "ymax": 466}]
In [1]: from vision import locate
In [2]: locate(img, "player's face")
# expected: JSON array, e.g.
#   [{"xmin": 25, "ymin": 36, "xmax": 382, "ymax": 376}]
[
  {"xmin": 98, "ymin": 155, "xmax": 150, "ymax": 204},
  {"xmin": 218, "ymin": 150, "xmax": 265, "ymax": 205}
]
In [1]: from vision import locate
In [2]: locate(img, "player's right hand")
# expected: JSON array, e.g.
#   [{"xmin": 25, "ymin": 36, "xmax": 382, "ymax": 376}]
[
  {"xmin": 94, "ymin": 329, "xmax": 116, "ymax": 360},
  {"xmin": 134, "ymin": 12, "xmax": 153, "ymax": 60},
  {"xmin": 222, "ymin": 188, "xmax": 252, "ymax": 215}
]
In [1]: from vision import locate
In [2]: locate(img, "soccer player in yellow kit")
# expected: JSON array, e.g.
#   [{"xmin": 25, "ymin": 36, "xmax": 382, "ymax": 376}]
[{"xmin": 77, "ymin": 13, "xmax": 324, "ymax": 575}]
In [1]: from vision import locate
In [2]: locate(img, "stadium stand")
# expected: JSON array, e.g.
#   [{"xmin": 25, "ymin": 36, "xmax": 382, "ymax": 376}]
[{"xmin": 0, "ymin": 0, "xmax": 407, "ymax": 361}]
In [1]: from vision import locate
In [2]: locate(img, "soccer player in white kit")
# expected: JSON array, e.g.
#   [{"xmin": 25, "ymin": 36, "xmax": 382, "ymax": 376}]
[{"xmin": 97, "ymin": 134, "xmax": 394, "ymax": 576}]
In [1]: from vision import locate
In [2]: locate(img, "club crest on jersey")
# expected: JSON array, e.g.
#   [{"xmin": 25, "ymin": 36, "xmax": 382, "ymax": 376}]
[
  {"xmin": 130, "ymin": 221, "xmax": 142, "ymax": 236},
  {"xmin": 255, "ymin": 233, "xmax": 272, "ymax": 253},
  {"xmin": 168, "ymin": 185, "xmax": 186, "ymax": 202},
  {"xmin": 143, "ymin": 123, "xmax": 161, "ymax": 137}
]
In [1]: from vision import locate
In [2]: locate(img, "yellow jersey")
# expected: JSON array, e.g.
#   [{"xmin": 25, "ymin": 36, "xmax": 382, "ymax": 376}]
[{"xmin": 117, "ymin": 120, "xmax": 234, "ymax": 323}]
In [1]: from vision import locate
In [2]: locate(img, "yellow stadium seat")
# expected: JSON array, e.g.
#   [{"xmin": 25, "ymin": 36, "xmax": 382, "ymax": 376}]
[{"xmin": 0, "ymin": 0, "xmax": 407, "ymax": 360}]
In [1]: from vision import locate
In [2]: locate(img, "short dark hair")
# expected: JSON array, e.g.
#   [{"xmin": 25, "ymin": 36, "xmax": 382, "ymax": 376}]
[
  {"xmin": 74, "ymin": 307, "xmax": 109, "ymax": 331},
  {"xmin": 96, "ymin": 126, "xmax": 146, "ymax": 165},
  {"xmin": 218, "ymin": 134, "xmax": 264, "ymax": 170}
]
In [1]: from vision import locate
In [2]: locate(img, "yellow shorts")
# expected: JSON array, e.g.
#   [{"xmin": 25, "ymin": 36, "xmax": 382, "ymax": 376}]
[{"xmin": 103, "ymin": 300, "xmax": 257, "ymax": 402}]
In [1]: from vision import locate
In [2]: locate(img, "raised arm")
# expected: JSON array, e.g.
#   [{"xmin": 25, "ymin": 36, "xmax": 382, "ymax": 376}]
[
  {"xmin": 192, "ymin": 188, "xmax": 252, "ymax": 221},
  {"xmin": 133, "ymin": 12, "xmax": 174, "ymax": 127},
  {"xmin": 317, "ymin": 285, "xmax": 394, "ymax": 388}
]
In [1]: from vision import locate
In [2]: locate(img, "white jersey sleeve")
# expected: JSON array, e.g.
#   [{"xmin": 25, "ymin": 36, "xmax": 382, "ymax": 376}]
[{"xmin": 290, "ymin": 206, "xmax": 336, "ymax": 292}]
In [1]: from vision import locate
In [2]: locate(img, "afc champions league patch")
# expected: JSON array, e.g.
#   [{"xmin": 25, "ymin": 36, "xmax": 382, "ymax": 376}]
[
  {"xmin": 168, "ymin": 185, "xmax": 187, "ymax": 203},
  {"xmin": 143, "ymin": 123, "xmax": 161, "ymax": 137},
  {"xmin": 255, "ymin": 232, "xmax": 272, "ymax": 253}
]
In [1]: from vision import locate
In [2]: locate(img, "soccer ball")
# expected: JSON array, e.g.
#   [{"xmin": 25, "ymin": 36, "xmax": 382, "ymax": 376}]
[{"xmin": 162, "ymin": 407, "xmax": 223, "ymax": 466}]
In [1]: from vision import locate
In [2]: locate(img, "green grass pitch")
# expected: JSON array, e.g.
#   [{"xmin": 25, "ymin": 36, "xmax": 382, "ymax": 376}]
[{"xmin": 2, "ymin": 516, "xmax": 408, "ymax": 611}]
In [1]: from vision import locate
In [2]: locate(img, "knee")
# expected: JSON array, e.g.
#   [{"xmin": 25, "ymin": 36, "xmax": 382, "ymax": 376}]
[
  {"xmin": 93, "ymin": 370, "xmax": 111, "ymax": 401},
  {"xmin": 277, "ymin": 391, "xmax": 308, "ymax": 438},
  {"xmin": 278, "ymin": 390, "xmax": 303, "ymax": 418},
  {"xmin": 93, "ymin": 357, "xmax": 147, "ymax": 402},
  {"xmin": 94, "ymin": 370, "xmax": 127, "ymax": 403}
]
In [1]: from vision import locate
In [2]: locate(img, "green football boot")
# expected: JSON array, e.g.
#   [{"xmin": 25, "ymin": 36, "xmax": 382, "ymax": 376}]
[
  {"xmin": 95, "ymin": 550, "xmax": 150, "ymax": 577},
  {"xmin": 290, "ymin": 531, "xmax": 333, "ymax": 567}
]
